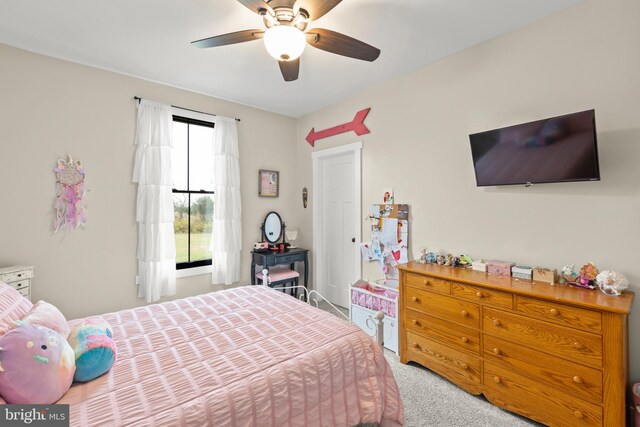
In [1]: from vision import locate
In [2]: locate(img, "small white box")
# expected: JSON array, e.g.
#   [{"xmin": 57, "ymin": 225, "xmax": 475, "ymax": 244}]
[
  {"xmin": 472, "ymin": 261, "xmax": 487, "ymax": 272},
  {"xmin": 512, "ymin": 266, "xmax": 533, "ymax": 280}
]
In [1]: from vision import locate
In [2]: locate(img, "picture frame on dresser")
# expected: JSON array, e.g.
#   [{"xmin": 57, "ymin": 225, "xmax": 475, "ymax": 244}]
[
  {"xmin": 397, "ymin": 261, "xmax": 634, "ymax": 427},
  {"xmin": 0, "ymin": 265, "xmax": 34, "ymax": 301}
]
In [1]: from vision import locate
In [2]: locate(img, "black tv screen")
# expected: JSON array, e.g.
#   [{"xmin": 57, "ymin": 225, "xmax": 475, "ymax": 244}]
[{"xmin": 469, "ymin": 109, "xmax": 600, "ymax": 186}]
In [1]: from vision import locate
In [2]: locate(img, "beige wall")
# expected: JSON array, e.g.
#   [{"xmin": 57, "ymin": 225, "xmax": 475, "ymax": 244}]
[
  {"xmin": 296, "ymin": 0, "xmax": 640, "ymax": 380},
  {"xmin": 0, "ymin": 43, "xmax": 298, "ymax": 319}
]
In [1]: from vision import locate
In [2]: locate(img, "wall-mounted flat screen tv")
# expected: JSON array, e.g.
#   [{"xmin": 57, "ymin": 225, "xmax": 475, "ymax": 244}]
[{"xmin": 469, "ymin": 109, "xmax": 600, "ymax": 186}]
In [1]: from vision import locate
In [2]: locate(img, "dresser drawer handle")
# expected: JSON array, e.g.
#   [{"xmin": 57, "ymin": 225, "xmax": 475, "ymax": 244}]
[
  {"xmin": 573, "ymin": 341, "xmax": 585, "ymax": 350},
  {"xmin": 461, "ymin": 310, "xmax": 469, "ymax": 318},
  {"xmin": 413, "ymin": 342, "xmax": 420, "ymax": 349},
  {"xmin": 493, "ymin": 376, "xmax": 501, "ymax": 384},
  {"xmin": 573, "ymin": 376, "xmax": 583, "ymax": 384},
  {"xmin": 461, "ymin": 337, "xmax": 469, "ymax": 343},
  {"xmin": 412, "ymin": 319, "xmax": 420, "ymax": 326},
  {"xmin": 460, "ymin": 362, "xmax": 469, "ymax": 370},
  {"xmin": 476, "ymin": 292, "xmax": 483, "ymax": 298},
  {"xmin": 411, "ymin": 296, "xmax": 419, "ymax": 303},
  {"xmin": 493, "ymin": 348, "xmax": 501, "ymax": 356},
  {"xmin": 573, "ymin": 410, "xmax": 584, "ymax": 419},
  {"xmin": 493, "ymin": 319, "xmax": 502, "ymax": 327},
  {"xmin": 17, "ymin": 283, "xmax": 23, "ymax": 288},
  {"xmin": 423, "ymin": 279, "xmax": 429, "ymax": 286},
  {"xmin": 17, "ymin": 274, "xmax": 22, "ymax": 278},
  {"xmin": 549, "ymin": 308, "xmax": 559, "ymax": 316}
]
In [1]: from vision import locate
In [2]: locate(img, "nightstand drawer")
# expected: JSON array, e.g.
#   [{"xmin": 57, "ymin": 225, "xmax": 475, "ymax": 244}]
[
  {"xmin": 17, "ymin": 287, "xmax": 30, "ymax": 298},
  {"xmin": 0, "ymin": 269, "xmax": 34, "ymax": 283},
  {"xmin": 9, "ymin": 279, "xmax": 30, "ymax": 291}
]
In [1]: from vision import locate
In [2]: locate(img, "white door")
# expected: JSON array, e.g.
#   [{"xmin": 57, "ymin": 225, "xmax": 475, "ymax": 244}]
[
  {"xmin": 322, "ymin": 153, "xmax": 355, "ymax": 307},
  {"xmin": 312, "ymin": 142, "xmax": 362, "ymax": 308}
]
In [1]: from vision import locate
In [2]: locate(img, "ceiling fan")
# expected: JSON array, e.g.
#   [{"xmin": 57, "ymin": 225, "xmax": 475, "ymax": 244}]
[{"xmin": 192, "ymin": 0, "xmax": 381, "ymax": 82}]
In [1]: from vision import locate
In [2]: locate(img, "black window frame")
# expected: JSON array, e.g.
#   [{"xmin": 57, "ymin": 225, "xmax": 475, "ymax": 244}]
[{"xmin": 172, "ymin": 115, "xmax": 215, "ymax": 270}]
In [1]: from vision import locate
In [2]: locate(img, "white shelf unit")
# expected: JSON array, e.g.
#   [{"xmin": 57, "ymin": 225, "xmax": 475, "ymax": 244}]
[{"xmin": 350, "ymin": 279, "xmax": 399, "ymax": 353}]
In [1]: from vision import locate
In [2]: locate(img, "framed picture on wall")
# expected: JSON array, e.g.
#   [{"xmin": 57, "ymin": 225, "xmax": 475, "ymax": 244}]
[{"xmin": 258, "ymin": 169, "xmax": 279, "ymax": 197}]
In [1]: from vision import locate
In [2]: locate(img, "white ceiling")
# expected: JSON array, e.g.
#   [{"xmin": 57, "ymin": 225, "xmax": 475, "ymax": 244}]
[{"xmin": 0, "ymin": 0, "xmax": 581, "ymax": 117}]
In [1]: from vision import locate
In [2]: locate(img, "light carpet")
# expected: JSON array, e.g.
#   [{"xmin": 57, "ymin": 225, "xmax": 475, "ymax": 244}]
[{"xmin": 316, "ymin": 300, "xmax": 541, "ymax": 427}]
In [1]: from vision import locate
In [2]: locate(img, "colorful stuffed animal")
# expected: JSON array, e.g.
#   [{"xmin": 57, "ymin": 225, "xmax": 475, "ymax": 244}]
[
  {"xmin": 67, "ymin": 317, "xmax": 116, "ymax": 383},
  {"xmin": 0, "ymin": 323, "xmax": 75, "ymax": 404}
]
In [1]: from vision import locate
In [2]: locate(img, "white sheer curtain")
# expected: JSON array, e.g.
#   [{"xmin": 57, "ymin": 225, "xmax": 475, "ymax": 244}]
[
  {"xmin": 210, "ymin": 116, "xmax": 242, "ymax": 285},
  {"xmin": 133, "ymin": 100, "xmax": 176, "ymax": 302}
]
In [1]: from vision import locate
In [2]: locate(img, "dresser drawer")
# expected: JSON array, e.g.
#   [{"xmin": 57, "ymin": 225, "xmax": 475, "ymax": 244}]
[
  {"xmin": 405, "ymin": 308, "xmax": 480, "ymax": 355},
  {"xmin": 484, "ymin": 335, "xmax": 602, "ymax": 404},
  {"xmin": 406, "ymin": 330, "xmax": 480, "ymax": 387},
  {"xmin": 405, "ymin": 287, "xmax": 480, "ymax": 329},
  {"xmin": 484, "ymin": 362, "xmax": 602, "ymax": 427},
  {"xmin": 515, "ymin": 296, "xmax": 602, "ymax": 333},
  {"xmin": 405, "ymin": 273, "xmax": 450, "ymax": 295},
  {"xmin": 0, "ymin": 269, "xmax": 34, "ymax": 283},
  {"xmin": 483, "ymin": 308, "xmax": 602, "ymax": 366},
  {"xmin": 451, "ymin": 282, "xmax": 513, "ymax": 309},
  {"xmin": 17, "ymin": 287, "xmax": 30, "ymax": 298}
]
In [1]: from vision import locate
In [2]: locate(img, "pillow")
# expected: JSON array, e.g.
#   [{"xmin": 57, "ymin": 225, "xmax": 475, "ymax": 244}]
[
  {"xmin": 0, "ymin": 323, "xmax": 75, "ymax": 404},
  {"xmin": 22, "ymin": 301, "xmax": 70, "ymax": 338},
  {"xmin": 67, "ymin": 317, "xmax": 116, "ymax": 383},
  {"xmin": 0, "ymin": 282, "xmax": 33, "ymax": 336}
]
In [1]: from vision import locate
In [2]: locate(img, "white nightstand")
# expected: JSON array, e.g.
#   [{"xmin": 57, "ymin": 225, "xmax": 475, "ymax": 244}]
[{"xmin": 0, "ymin": 265, "xmax": 34, "ymax": 301}]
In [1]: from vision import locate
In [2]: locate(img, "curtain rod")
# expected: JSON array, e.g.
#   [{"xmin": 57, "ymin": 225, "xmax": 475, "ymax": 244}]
[{"xmin": 133, "ymin": 96, "xmax": 240, "ymax": 122}]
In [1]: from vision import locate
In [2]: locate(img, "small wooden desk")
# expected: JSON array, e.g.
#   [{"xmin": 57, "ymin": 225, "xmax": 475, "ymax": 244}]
[{"xmin": 251, "ymin": 248, "xmax": 309, "ymax": 290}]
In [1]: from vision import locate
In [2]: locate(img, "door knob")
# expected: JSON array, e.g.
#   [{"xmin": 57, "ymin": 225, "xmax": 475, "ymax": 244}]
[{"xmin": 351, "ymin": 237, "xmax": 356, "ymax": 243}]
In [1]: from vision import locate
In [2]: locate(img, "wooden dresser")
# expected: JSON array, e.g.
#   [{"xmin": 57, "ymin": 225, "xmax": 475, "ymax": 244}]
[{"xmin": 397, "ymin": 261, "xmax": 634, "ymax": 427}]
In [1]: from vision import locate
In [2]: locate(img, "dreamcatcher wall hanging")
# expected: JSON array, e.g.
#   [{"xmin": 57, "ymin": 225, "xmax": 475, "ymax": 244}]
[{"xmin": 54, "ymin": 155, "xmax": 87, "ymax": 233}]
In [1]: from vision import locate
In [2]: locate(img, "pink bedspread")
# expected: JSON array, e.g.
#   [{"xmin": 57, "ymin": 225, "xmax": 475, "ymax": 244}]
[{"xmin": 60, "ymin": 286, "xmax": 404, "ymax": 426}]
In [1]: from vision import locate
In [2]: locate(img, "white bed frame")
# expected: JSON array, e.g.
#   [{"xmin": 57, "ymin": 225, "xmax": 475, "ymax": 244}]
[{"xmin": 260, "ymin": 269, "xmax": 385, "ymax": 348}]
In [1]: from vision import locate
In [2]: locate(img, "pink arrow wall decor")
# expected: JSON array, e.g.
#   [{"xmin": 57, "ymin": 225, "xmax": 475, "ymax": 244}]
[{"xmin": 306, "ymin": 108, "xmax": 371, "ymax": 147}]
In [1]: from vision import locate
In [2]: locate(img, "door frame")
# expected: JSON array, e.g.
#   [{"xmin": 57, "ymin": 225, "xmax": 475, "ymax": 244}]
[{"xmin": 311, "ymin": 141, "xmax": 362, "ymax": 302}]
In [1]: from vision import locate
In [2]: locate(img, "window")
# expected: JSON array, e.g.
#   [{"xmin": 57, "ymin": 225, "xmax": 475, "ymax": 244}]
[{"xmin": 171, "ymin": 115, "xmax": 215, "ymax": 270}]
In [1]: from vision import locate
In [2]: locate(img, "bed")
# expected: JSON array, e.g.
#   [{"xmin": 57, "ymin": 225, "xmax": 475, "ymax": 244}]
[{"xmin": 2, "ymin": 284, "xmax": 404, "ymax": 426}]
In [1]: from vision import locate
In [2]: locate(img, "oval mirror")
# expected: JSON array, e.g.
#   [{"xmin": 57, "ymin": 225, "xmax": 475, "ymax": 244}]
[{"xmin": 263, "ymin": 211, "xmax": 283, "ymax": 244}]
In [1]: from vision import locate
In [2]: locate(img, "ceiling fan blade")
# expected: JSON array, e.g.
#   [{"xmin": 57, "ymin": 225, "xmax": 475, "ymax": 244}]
[
  {"xmin": 236, "ymin": 0, "xmax": 273, "ymax": 15},
  {"xmin": 306, "ymin": 28, "xmax": 380, "ymax": 62},
  {"xmin": 296, "ymin": 0, "xmax": 342, "ymax": 21},
  {"xmin": 278, "ymin": 58, "xmax": 300, "ymax": 81},
  {"xmin": 192, "ymin": 30, "xmax": 264, "ymax": 48}
]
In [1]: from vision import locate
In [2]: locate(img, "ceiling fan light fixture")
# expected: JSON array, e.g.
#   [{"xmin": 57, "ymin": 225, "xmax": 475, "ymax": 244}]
[{"xmin": 264, "ymin": 25, "xmax": 306, "ymax": 61}]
